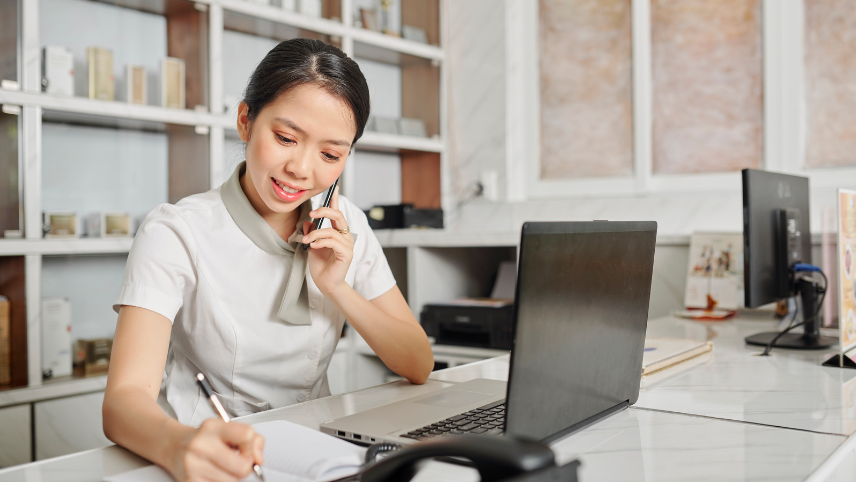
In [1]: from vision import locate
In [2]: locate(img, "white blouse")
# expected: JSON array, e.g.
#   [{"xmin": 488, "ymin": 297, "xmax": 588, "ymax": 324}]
[{"xmin": 113, "ymin": 163, "xmax": 397, "ymax": 426}]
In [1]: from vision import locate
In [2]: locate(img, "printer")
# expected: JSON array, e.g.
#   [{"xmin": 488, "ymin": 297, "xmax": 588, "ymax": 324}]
[{"xmin": 419, "ymin": 261, "xmax": 517, "ymax": 350}]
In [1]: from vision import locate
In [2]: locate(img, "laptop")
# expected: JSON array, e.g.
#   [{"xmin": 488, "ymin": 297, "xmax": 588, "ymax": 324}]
[{"xmin": 321, "ymin": 221, "xmax": 657, "ymax": 444}]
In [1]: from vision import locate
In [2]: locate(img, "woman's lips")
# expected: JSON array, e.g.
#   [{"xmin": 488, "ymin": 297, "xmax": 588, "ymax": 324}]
[{"xmin": 271, "ymin": 177, "xmax": 306, "ymax": 202}]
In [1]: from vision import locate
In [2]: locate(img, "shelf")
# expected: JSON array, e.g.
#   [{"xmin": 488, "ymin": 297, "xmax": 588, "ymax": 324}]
[
  {"xmin": 0, "ymin": 238, "xmax": 133, "ymax": 256},
  {"xmin": 0, "ymin": 374, "xmax": 108, "ymax": 409},
  {"xmin": 223, "ymin": 122, "xmax": 445, "ymax": 153},
  {"xmin": 357, "ymin": 131, "xmax": 444, "ymax": 153},
  {"xmin": 0, "ymin": 89, "xmax": 229, "ymax": 129},
  {"xmin": 375, "ymin": 229, "xmax": 521, "ymax": 248},
  {"xmin": 217, "ymin": 0, "xmax": 443, "ymax": 62}
]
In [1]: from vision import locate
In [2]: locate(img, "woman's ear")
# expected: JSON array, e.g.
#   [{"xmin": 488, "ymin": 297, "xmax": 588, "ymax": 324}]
[{"xmin": 237, "ymin": 102, "xmax": 251, "ymax": 142}]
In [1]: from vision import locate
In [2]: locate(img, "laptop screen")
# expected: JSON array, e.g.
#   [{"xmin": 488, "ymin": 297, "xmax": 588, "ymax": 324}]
[{"xmin": 505, "ymin": 221, "xmax": 657, "ymax": 442}]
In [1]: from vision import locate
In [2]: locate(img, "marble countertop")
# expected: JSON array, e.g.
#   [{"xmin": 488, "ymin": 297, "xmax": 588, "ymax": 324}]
[{"xmin": 3, "ymin": 315, "xmax": 856, "ymax": 481}]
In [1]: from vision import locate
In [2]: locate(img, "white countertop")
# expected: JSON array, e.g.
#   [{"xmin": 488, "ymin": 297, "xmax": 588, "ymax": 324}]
[{"xmin": 3, "ymin": 314, "xmax": 856, "ymax": 481}]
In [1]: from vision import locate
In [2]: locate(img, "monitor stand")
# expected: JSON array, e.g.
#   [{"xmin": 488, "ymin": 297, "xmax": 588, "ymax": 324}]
[{"xmin": 744, "ymin": 278, "xmax": 837, "ymax": 350}]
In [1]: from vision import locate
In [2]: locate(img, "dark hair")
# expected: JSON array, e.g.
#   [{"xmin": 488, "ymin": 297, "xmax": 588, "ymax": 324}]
[{"xmin": 243, "ymin": 38, "xmax": 370, "ymax": 146}]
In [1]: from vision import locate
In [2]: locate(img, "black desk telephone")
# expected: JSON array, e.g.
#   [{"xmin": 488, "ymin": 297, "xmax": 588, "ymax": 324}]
[{"xmin": 346, "ymin": 435, "xmax": 580, "ymax": 482}]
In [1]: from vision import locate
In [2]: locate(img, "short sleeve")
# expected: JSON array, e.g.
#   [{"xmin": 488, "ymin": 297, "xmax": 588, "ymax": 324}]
[
  {"xmin": 350, "ymin": 207, "xmax": 397, "ymax": 301},
  {"xmin": 113, "ymin": 204, "xmax": 198, "ymax": 322}
]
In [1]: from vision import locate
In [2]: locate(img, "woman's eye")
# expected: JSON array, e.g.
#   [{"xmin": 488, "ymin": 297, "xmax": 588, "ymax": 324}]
[
  {"xmin": 276, "ymin": 134, "xmax": 295, "ymax": 144},
  {"xmin": 323, "ymin": 153, "xmax": 340, "ymax": 162}
]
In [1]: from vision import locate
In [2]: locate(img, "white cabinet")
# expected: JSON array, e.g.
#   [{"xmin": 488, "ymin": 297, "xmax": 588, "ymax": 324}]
[
  {"xmin": 0, "ymin": 404, "xmax": 31, "ymax": 468},
  {"xmin": 34, "ymin": 391, "xmax": 110, "ymax": 460}
]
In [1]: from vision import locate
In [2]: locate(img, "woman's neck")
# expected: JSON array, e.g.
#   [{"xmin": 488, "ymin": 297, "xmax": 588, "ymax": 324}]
[{"xmin": 239, "ymin": 170, "xmax": 300, "ymax": 241}]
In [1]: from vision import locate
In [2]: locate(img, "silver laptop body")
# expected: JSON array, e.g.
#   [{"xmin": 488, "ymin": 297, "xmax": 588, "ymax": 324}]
[{"xmin": 321, "ymin": 221, "xmax": 657, "ymax": 445}]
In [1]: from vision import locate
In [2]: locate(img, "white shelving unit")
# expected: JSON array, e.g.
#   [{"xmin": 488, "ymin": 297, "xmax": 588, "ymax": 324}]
[{"xmin": 0, "ymin": 0, "xmax": 449, "ymax": 418}]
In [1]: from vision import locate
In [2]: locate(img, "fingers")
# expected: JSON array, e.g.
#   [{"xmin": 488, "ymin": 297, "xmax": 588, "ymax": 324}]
[
  {"xmin": 306, "ymin": 236, "xmax": 353, "ymax": 261},
  {"xmin": 220, "ymin": 423, "xmax": 262, "ymax": 465},
  {"xmin": 331, "ymin": 185, "xmax": 340, "ymax": 212},
  {"xmin": 302, "ymin": 227, "xmax": 352, "ymax": 247},
  {"xmin": 183, "ymin": 421, "xmax": 257, "ymax": 482}
]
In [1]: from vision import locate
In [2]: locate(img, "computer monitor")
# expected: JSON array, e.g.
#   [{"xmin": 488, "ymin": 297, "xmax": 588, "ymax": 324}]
[{"xmin": 742, "ymin": 169, "xmax": 835, "ymax": 349}]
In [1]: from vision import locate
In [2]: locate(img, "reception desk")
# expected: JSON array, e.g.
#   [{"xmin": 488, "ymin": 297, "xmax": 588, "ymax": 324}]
[{"xmin": 2, "ymin": 314, "xmax": 856, "ymax": 481}]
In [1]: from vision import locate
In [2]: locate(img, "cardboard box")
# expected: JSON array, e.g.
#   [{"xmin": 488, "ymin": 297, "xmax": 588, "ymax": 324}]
[{"xmin": 74, "ymin": 338, "xmax": 112, "ymax": 375}]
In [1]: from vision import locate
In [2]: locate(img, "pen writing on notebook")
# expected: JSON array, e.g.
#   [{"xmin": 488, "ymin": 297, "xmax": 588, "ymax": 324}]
[{"xmin": 196, "ymin": 373, "xmax": 265, "ymax": 481}]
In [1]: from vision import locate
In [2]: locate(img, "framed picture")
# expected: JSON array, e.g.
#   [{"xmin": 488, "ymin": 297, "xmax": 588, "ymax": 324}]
[{"xmin": 360, "ymin": 8, "xmax": 379, "ymax": 31}]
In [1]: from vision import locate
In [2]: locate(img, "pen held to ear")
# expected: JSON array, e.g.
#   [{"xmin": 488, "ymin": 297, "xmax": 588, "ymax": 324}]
[{"xmin": 302, "ymin": 177, "xmax": 339, "ymax": 251}]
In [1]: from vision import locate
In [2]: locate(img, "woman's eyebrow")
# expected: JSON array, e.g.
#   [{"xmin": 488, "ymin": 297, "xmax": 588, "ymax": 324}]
[{"xmin": 274, "ymin": 117, "xmax": 351, "ymax": 148}]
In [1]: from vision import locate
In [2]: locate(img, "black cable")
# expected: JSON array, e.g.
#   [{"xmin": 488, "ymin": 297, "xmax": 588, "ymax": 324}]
[
  {"xmin": 364, "ymin": 442, "xmax": 401, "ymax": 465},
  {"xmin": 761, "ymin": 270, "xmax": 828, "ymax": 356}
]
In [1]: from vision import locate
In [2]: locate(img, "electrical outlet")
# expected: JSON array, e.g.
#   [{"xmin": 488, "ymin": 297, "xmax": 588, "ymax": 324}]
[{"xmin": 480, "ymin": 170, "xmax": 498, "ymax": 201}]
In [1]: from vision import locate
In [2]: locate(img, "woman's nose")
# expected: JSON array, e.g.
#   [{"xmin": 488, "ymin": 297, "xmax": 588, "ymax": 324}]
[{"xmin": 285, "ymin": 147, "xmax": 312, "ymax": 179}]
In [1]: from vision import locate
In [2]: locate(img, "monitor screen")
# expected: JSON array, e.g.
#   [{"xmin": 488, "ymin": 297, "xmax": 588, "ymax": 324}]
[{"xmin": 743, "ymin": 169, "xmax": 811, "ymax": 308}]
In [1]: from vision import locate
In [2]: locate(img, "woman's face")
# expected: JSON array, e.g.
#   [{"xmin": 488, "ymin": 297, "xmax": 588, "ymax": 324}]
[{"xmin": 237, "ymin": 83, "xmax": 354, "ymax": 216}]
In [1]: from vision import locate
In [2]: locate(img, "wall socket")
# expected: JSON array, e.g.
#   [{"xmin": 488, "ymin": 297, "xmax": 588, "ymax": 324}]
[{"xmin": 479, "ymin": 170, "xmax": 498, "ymax": 201}]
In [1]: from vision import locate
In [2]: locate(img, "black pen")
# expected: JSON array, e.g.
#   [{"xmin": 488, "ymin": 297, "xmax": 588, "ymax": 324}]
[
  {"xmin": 302, "ymin": 177, "xmax": 339, "ymax": 251},
  {"xmin": 196, "ymin": 373, "xmax": 265, "ymax": 481}
]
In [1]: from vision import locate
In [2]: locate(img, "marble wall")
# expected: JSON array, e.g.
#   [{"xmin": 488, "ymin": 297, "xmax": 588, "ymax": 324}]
[
  {"xmin": 805, "ymin": 0, "xmax": 856, "ymax": 168},
  {"xmin": 651, "ymin": 0, "xmax": 763, "ymax": 174},
  {"xmin": 539, "ymin": 0, "xmax": 633, "ymax": 179},
  {"xmin": 446, "ymin": 0, "xmax": 507, "ymax": 204}
]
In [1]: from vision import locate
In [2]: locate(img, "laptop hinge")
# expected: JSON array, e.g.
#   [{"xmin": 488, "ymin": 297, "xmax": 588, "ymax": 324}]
[{"xmin": 539, "ymin": 400, "xmax": 631, "ymax": 445}]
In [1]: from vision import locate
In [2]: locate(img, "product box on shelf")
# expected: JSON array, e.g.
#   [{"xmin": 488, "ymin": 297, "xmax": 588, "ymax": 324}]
[
  {"xmin": 87, "ymin": 46, "xmax": 114, "ymax": 101},
  {"xmin": 365, "ymin": 204, "xmax": 443, "ymax": 229},
  {"xmin": 298, "ymin": 0, "xmax": 321, "ymax": 17},
  {"xmin": 43, "ymin": 212, "xmax": 79, "ymax": 238},
  {"xmin": 0, "ymin": 295, "xmax": 10, "ymax": 386},
  {"xmin": 74, "ymin": 338, "xmax": 112, "ymax": 375},
  {"xmin": 42, "ymin": 45, "xmax": 74, "ymax": 96},
  {"xmin": 161, "ymin": 57, "xmax": 185, "ymax": 109},
  {"xmin": 85, "ymin": 212, "xmax": 132, "ymax": 238},
  {"xmin": 42, "ymin": 298, "xmax": 72, "ymax": 379},
  {"xmin": 126, "ymin": 64, "xmax": 146, "ymax": 105},
  {"xmin": 398, "ymin": 118, "xmax": 427, "ymax": 137}
]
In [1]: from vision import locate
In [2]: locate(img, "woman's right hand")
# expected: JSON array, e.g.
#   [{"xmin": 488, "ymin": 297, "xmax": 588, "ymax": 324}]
[{"xmin": 168, "ymin": 419, "xmax": 265, "ymax": 482}]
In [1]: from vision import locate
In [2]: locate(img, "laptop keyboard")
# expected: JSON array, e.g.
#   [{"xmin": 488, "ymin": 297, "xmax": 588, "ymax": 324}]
[{"xmin": 401, "ymin": 399, "xmax": 506, "ymax": 440}]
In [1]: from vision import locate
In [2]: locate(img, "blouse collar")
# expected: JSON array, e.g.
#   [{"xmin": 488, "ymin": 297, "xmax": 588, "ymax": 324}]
[{"xmin": 220, "ymin": 161, "xmax": 312, "ymax": 325}]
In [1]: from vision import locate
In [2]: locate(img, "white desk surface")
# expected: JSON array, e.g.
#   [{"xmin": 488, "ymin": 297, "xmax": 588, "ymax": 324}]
[{"xmin": 4, "ymin": 314, "xmax": 856, "ymax": 482}]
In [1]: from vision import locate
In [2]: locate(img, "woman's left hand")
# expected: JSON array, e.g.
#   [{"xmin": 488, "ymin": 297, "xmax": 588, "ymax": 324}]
[{"xmin": 303, "ymin": 186, "xmax": 354, "ymax": 297}]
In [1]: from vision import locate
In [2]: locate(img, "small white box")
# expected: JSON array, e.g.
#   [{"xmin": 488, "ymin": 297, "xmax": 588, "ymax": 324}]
[
  {"xmin": 282, "ymin": 0, "xmax": 296, "ymax": 11},
  {"xmin": 41, "ymin": 298, "xmax": 72, "ymax": 379},
  {"xmin": 43, "ymin": 212, "xmax": 79, "ymax": 238},
  {"xmin": 42, "ymin": 45, "xmax": 75, "ymax": 96},
  {"xmin": 86, "ymin": 212, "xmax": 132, "ymax": 238},
  {"xmin": 298, "ymin": 0, "xmax": 321, "ymax": 17}
]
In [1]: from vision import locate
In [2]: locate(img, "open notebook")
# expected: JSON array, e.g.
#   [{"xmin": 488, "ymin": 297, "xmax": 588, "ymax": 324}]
[
  {"xmin": 642, "ymin": 337, "xmax": 713, "ymax": 376},
  {"xmin": 104, "ymin": 420, "xmax": 366, "ymax": 482}
]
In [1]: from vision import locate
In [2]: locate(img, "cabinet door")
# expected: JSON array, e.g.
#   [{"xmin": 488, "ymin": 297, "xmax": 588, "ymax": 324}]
[
  {"xmin": 35, "ymin": 391, "xmax": 111, "ymax": 460},
  {"xmin": 0, "ymin": 404, "xmax": 31, "ymax": 468}
]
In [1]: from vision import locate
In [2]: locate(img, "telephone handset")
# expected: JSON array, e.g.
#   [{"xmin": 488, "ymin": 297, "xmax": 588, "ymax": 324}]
[{"xmin": 353, "ymin": 435, "xmax": 580, "ymax": 482}]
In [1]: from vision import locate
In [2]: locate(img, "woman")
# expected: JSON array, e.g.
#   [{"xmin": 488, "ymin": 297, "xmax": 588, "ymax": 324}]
[{"xmin": 102, "ymin": 39, "xmax": 434, "ymax": 482}]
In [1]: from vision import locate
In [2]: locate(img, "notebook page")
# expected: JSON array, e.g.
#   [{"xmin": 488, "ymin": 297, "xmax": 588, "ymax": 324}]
[
  {"xmin": 104, "ymin": 463, "xmax": 312, "ymax": 482},
  {"xmin": 105, "ymin": 420, "xmax": 364, "ymax": 482},
  {"xmin": 243, "ymin": 420, "xmax": 365, "ymax": 482}
]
